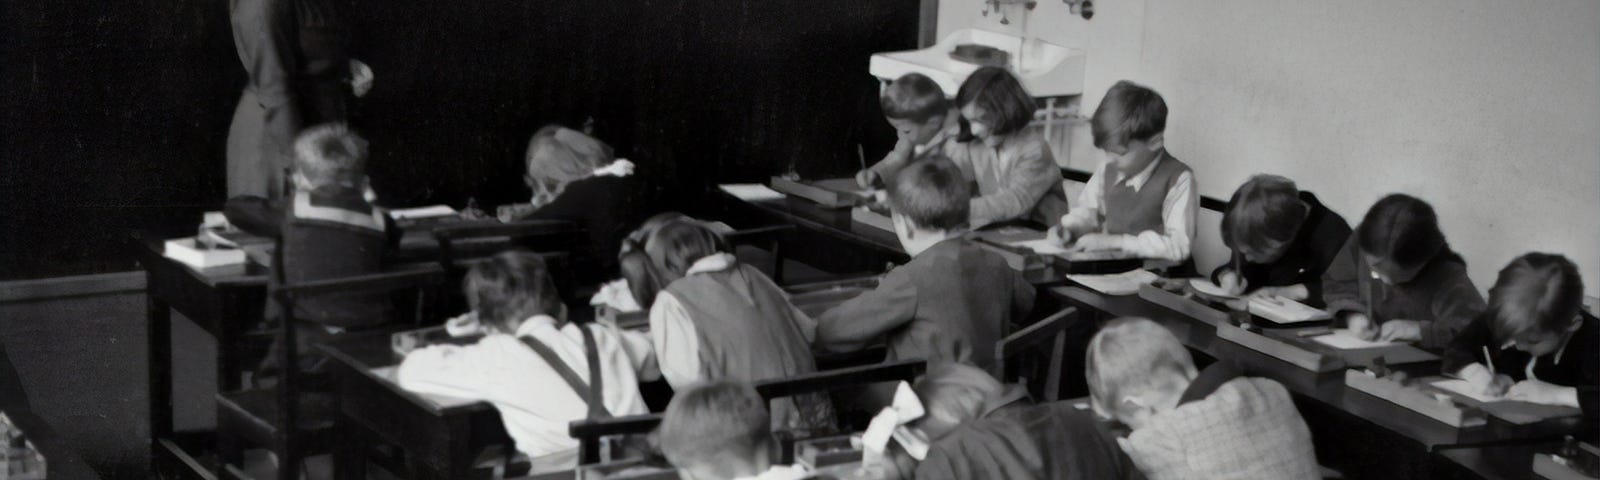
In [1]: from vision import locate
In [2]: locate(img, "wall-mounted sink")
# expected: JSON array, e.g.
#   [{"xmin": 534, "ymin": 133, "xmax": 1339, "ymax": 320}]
[{"xmin": 869, "ymin": 28, "xmax": 1086, "ymax": 98}]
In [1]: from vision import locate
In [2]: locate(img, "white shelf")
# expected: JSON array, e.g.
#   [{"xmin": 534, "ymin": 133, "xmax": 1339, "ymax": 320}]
[{"xmin": 869, "ymin": 29, "xmax": 1087, "ymax": 98}]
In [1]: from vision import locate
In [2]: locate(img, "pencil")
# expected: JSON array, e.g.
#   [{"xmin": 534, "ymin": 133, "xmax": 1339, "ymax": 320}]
[
  {"xmin": 856, "ymin": 144, "xmax": 867, "ymax": 172},
  {"xmin": 1482, "ymin": 345, "xmax": 1496, "ymax": 377}
]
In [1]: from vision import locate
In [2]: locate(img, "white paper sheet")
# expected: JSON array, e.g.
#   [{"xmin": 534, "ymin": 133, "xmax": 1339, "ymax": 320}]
[
  {"xmin": 1009, "ymin": 238, "xmax": 1071, "ymax": 256},
  {"xmin": 1430, "ymin": 378, "xmax": 1503, "ymax": 403},
  {"xmin": 718, "ymin": 183, "xmax": 786, "ymax": 202},
  {"xmin": 388, "ymin": 204, "xmax": 459, "ymax": 220},
  {"xmin": 1309, "ymin": 329, "xmax": 1398, "ymax": 350},
  {"xmin": 1067, "ymin": 270, "xmax": 1159, "ymax": 295},
  {"xmin": 1249, "ymin": 297, "xmax": 1332, "ymax": 324}
]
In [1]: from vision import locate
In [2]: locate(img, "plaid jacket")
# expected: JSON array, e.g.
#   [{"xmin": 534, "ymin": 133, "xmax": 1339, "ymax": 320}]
[{"xmin": 1124, "ymin": 370, "xmax": 1318, "ymax": 480}]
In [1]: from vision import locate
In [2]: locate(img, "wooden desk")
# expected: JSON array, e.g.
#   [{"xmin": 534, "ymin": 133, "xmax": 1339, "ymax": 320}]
[
  {"xmin": 135, "ymin": 231, "xmax": 270, "ymax": 478},
  {"xmin": 1433, "ymin": 441, "xmax": 1563, "ymax": 480},
  {"xmin": 1049, "ymin": 285, "xmax": 1588, "ymax": 478},
  {"xmin": 136, "ymin": 222, "xmax": 492, "ymax": 478},
  {"xmin": 713, "ymin": 190, "xmax": 1140, "ymax": 285},
  {"xmin": 317, "ymin": 332, "xmax": 511, "ymax": 480}
]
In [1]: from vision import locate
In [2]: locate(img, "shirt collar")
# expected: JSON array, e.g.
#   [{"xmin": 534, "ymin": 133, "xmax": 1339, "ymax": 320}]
[
  {"xmin": 1497, "ymin": 317, "xmax": 1580, "ymax": 365},
  {"xmin": 686, "ymin": 252, "xmax": 737, "ymax": 276},
  {"xmin": 514, "ymin": 314, "xmax": 560, "ymax": 337},
  {"xmin": 1112, "ymin": 150, "xmax": 1167, "ymax": 192},
  {"xmin": 979, "ymin": 384, "xmax": 1033, "ymax": 418}
]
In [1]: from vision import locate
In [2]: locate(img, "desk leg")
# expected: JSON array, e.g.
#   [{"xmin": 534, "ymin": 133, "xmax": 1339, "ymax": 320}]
[
  {"xmin": 405, "ymin": 418, "xmax": 477, "ymax": 480},
  {"xmin": 147, "ymin": 290, "xmax": 173, "ymax": 475},
  {"xmin": 445, "ymin": 417, "xmax": 476, "ymax": 480},
  {"xmin": 216, "ymin": 292, "xmax": 241, "ymax": 392},
  {"xmin": 333, "ymin": 414, "xmax": 367, "ymax": 480}
]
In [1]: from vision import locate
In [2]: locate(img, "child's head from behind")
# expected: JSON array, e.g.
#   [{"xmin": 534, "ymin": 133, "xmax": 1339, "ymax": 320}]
[
  {"xmin": 955, "ymin": 67, "xmax": 1036, "ymax": 142},
  {"xmin": 644, "ymin": 217, "xmax": 731, "ymax": 286},
  {"xmin": 1356, "ymin": 194, "xmax": 1445, "ymax": 285},
  {"xmin": 888, "ymin": 155, "xmax": 970, "ymax": 252},
  {"xmin": 1086, "ymin": 317, "xmax": 1197, "ymax": 430},
  {"xmin": 1488, "ymin": 253, "xmax": 1585, "ymax": 356},
  {"xmin": 1221, "ymin": 175, "xmax": 1309, "ymax": 263},
  {"xmin": 658, "ymin": 381, "xmax": 772, "ymax": 480},
  {"xmin": 524, "ymin": 125, "xmax": 614, "ymax": 206},
  {"xmin": 293, "ymin": 123, "xmax": 368, "ymax": 191},
  {"xmin": 619, "ymin": 212, "xmax": 690, "ymax": 308},
  {"xmin": 463, "ymin": 250, "xmax": 565, "ymax": 334},
  {"xmin": 1091, "ymin": 80, "xmax": 1167, "ymax": 175},
  {"xmin": 911, "ymin": 363, "xmax": 1005, "ymax": 440},
  {"xmin": 881, "ymin": 73, "xmax": 952, "ymax": 147}
]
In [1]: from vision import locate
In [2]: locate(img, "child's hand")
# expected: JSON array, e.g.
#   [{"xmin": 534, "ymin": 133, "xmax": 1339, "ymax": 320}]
[
  {"xmin": 1046, "ymin": 224, "xmax": 1075, "ymax": 247},
  {"xmin": 856, "ymin": 168, "xmax": 881, "ymax": 189},
  {"xmin": 1254, "ymin": 284, "xmax": 1310, "ymax": 302},
  {"xmin": 1378, "ymin": 319, "xmax": 1422, "ymax": 342},
  {"xmin": 349, "ymin": 59, "xmax": 374, "ymax": 98},
  {"xmin": 496, "ymin": 203, "xmax": 537, "ymax": 223},
  {"xmin": 1345, "ymin": 313, "xmax": 1379, "ymax": 341},
  {"xmin": 593, "ymin": 159, "xmax": 635, "ymax": 177},
  {"xmin": 1507, "ymin": 379, "xmax": 1578, "ymax": 407},
  {"xmin": 1217, "ymin": 269, "xmax": 1248, "ymax": 296},
  {"xmin": 445, "ymin": 311, "xmax": 482, "ymax": 337},
  {"xmin": 1483, "ymin": 374, "xmax": 1515, "ymax": 398},
  {"xmin": 1069, "ymin": 233, "xmax": 1121, "ymax": 252}
]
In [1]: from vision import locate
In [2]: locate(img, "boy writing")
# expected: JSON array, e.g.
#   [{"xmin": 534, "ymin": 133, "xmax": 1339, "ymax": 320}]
[
  {"xmin": 1051, "ymin": 80, "xmax": 1197, "ymax": 272},
  {"xmin": 1442, "ymin": 253, "xmax": 1597, "ymax": 422},
  {"xmin": 1086, "ymin": 317, "xmax": 1319, "ymax": 479},
  {"xmin": 857, "ymin": 73, "xmax": 960, "ymax": 189},
  {"xmin": 398, "ymin": 251, "xmax": 658, "ymax": 473},
  {"xmin": 817, "ymin": 156, "xmax": 1035, "ymax": 374}
]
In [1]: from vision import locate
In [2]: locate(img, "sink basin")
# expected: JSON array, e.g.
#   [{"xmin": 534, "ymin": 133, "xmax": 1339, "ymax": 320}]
[{"xmin": 869, "ymin": 29, "xmax": 1086, "ymax": 98}]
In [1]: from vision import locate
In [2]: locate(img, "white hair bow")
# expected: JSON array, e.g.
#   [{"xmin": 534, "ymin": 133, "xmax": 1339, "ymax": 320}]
[
  {"xmin": 592, "ymin": 159, "xmax": 635, "ymax": 178},
  {"xmin": 862, "ymin": 382, "xmax": 931, "ymax": 461}
]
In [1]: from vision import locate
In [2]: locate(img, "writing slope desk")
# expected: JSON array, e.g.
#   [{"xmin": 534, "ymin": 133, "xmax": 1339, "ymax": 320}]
[
  {"xmin": 135, "ymin": 218, "xmax": 514, "ymax": 478},
  {"xmin": 317, "ymin": 332, "xmax": 510, "ymax": 480},
  {"xmin": 136, "ymin": 230, "xmax": 270, "ymax": 478},
  {"xmin": 1048, "ymin": 285, "xmax": 1589, "ymax": 479}
]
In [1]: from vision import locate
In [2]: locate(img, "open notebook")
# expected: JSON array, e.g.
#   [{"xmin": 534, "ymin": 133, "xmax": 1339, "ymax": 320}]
[{"xmin": 1310, "ymin": 329, "xmax": 1397, "ymax": 350}]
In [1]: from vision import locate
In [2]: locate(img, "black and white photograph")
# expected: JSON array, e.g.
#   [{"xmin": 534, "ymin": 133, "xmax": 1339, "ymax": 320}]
[{"xmin": 1, "ymin": 0, "xmax": 1597, "ymax": 478}]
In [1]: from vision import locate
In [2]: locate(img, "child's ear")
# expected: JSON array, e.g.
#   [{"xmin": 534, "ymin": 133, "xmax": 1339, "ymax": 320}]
[{"xmin": 1145, "ymin": 132, "xmax": 1165, "ymax": 151}]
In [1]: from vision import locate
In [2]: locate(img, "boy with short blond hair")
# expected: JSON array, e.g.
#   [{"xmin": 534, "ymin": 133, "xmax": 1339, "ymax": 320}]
[
  {"xmin": 1087, "ymin": 318, "xmax": 1318, "ymax": 480},
  {"xmin": 657, "ymin": 381, "xmax": 809, "ymax": 480}
]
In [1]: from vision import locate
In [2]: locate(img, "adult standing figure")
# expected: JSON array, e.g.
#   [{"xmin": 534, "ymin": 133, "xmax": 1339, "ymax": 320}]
[{"xmin": 226, "ymin": 0, "xmax": 372, "ymax": 199}]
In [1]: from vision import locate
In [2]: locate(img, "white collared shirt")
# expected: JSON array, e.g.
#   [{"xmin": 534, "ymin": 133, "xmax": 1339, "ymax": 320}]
[
  {"xmin": 397, "ymin": 315, "xmax": 659, "ymax": 463},
  {"xmin": 649, "ymin": 253, "xmax": 738, "ymax": 389},
  {"xmin": 1500, "ymin": 332, "xmax": 1575, "ymax": 382},
  {"xmin": 1057, "ymin": 153, "xmax": 1197, "ymax": 262}
]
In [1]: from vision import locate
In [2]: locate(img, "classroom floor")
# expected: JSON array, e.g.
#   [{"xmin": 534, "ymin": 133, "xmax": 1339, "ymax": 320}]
[{"xmin": 0, "ymin": 285, "xmax": 217, "ymax": 478}]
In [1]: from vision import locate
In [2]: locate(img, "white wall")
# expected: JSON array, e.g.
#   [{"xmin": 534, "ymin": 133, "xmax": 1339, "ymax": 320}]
[{"xmin": 938, "ymin": 0, "xmax": 1600, "ymax": 296}]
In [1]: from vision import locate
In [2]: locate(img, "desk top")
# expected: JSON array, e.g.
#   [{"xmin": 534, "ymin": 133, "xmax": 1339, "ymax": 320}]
[
  {"xmin": 134, "ymin": 217, "xmax": 517, "ymax": 287},
  {"xmin": 717, "ymin": 190, "xmax": 906, "ymax": 258},
  {"xmin": 1437, "ymin": 441, "xmax": 1559, "ymax": 480},
  {"xmin": 316, "ymin": 332, "xmax": 495, "ymax": 416},
  {"xmin": 717, "ymin": 191, "xmax": 1142, "ymax": 283},
  {"xmin": 1048, "ymin": 285, "xmax": 1587, "ymax": 451}
]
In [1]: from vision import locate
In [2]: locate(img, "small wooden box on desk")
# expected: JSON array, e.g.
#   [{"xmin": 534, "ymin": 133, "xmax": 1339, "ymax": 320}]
[{"xmin": 771, "ymin": 177, "xmax": 867, "ymax": 209}]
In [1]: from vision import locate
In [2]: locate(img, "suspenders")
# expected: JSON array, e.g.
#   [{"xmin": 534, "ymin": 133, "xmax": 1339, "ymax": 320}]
[{"xmin": 518, "ymin": 325, "xmax": 612, "ymax": 419}]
